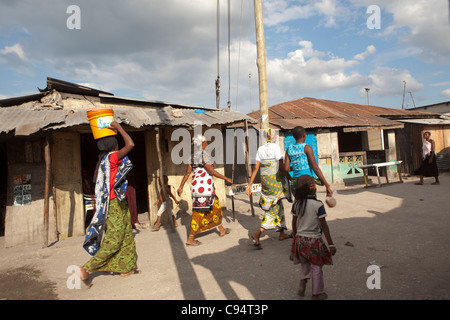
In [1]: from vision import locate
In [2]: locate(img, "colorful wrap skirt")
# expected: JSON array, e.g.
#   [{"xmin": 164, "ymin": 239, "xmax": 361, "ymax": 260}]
[
  {"xmin": 260, "ymin": 201, "xmax": 286, "ymax": 231},
  {"xmin": 291, "ymin": 235, "xmax": 332, "ymax": 266},
  {"xmin": 83, "ymin": 198, "xmax": 137, "ymax": 274},
  {"xmin": 259, "ymin": 168, "xmax": 290, "ymax": 231},
  {"xmin": 190, "ymin": 195, "xmax": 223, "ymax": 235}
]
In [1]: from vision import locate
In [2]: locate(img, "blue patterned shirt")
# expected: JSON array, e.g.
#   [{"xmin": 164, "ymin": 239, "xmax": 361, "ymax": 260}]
[{"xmin": 287, "ymin": 143, "xmax": 316, "ymax": 178}]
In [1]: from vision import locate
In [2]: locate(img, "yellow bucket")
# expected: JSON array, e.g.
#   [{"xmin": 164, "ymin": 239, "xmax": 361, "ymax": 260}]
[{"xmin": 86, "ymin": 107, "xmax": 117, "ymax": 140}]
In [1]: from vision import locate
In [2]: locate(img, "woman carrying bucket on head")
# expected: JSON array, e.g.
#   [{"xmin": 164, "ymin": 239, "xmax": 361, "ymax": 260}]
[{"xmin": 79, "ymin": 111, "xmax": 140, "ymax": 287}]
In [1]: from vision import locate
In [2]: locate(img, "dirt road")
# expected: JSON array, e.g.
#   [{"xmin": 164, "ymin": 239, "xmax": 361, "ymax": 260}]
[{"xmin": 1, "ymin": 173, "xmax": 449, "ymax": 301}]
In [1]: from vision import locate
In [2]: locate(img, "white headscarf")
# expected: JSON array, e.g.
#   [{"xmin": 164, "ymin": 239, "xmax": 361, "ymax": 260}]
[{"xmin": 192, "ymin": 134, "xmax": 206, "ymax": 147}]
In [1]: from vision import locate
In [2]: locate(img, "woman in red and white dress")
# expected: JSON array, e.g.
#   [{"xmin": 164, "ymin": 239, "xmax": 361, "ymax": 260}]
[{"xmin": 177, "ymin": 134, "xmax": 233, "ymax": 246}]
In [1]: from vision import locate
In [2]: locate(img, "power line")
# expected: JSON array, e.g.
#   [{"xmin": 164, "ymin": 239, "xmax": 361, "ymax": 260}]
[
  {"xmin": 216, "ymin": 0, "xmax": 220, "ymax": 109},
  {"xmin": 235, "ymin": 0, "xmax": 244, "ymax": 111}
]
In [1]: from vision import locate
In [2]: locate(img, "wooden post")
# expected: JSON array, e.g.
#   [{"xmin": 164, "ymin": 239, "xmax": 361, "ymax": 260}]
[
  {"xmin": 230, "ymin": 152, "xmax": 236, "ymax": 221},
  {"xmin": 43, "ymin": 135, "xmax": 51, "ymax": 247},
  {"xmin": 254, "ymin": 0, "xmax": 269, "ymax": 129},
  {"xmin": 155, "ymin": 128, "xmax": 174, "ymax": 230},
  {"xmin": 244, "ymin": 120, "xmax": 255, "ymax": 217},
  {"xmin": 231, "ymin": 140, "xmax": 236, "ymax": 219}
]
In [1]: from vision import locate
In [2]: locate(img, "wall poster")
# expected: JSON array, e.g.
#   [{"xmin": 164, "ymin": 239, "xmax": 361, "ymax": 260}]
[{"xmin": 13, "ymin": 174, "xmax": 31, "ymax": 206}]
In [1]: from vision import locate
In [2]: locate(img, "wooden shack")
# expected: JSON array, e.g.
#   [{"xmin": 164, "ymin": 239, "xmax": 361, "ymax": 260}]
[
  {"xmin": 245, "ymin": 97, "xmax": 443, "ymax": 186},
  {"xmin": 0, "ymin": 77, "xmax": 252, "ymax": 247}
]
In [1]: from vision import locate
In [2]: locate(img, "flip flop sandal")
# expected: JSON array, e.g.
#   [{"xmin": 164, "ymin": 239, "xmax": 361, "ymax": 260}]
[
  {"xmin": 219, "ymin": 228, "xmax": 231, "ymax": 237},
  {"xmin": 249, "ymin": 236, "xmax": 262, "ymax": 250},
  {"xmin": 81, "ymin": 277, "xmax": 93, "ymax": 289},
  {"xmin": 253, "ymin": 243, "xmax": 262, "ymax": 250},
  {"xmin": 120, "ymin": 269, "xmax": 142, "ymax": 278},
  {"xmin": 186, "ymin": 240, "xmax": 202, "ymax": 246}
]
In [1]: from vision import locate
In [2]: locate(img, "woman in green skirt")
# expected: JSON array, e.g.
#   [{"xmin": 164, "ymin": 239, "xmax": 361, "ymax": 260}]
[
  {"xmin": 80, "ymin": 121, "xmax": 139, "ymax": 287},
  {"xmin": 246, "ymin": 129, "xmax": 292, "ymax": 249}
]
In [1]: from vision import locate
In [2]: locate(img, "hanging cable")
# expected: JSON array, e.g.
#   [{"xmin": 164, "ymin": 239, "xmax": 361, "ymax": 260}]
[
  {"xmin": 216, "ymin": 0, "xmax": 220, "ymax": 109},
  {"xmin": 227, "ymin": 0, "xmax": 232, "ymax": 109},
  {"xmin": 235, "ymin": 0, "xmax": 244, "ymax": 111}
]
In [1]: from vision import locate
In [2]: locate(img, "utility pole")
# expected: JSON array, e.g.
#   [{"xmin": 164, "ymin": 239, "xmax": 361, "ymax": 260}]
[
  {"xmin": 365, "ymin": 88, "xmax": 370, "ymax": 105},
  {"xmin": 254, "ymin": 0, "xmax": 269, "ymax": 129},
  {"xmin": 409, "ymin": 91, "xmax": 416, "ymax": 108},
  {"xmin": 402, "ymin": 80, "xmax": 406, "ymax": 110},
  {"xmin": 249, "ymin": 72, "xmax": 252, "ymax": 110}
]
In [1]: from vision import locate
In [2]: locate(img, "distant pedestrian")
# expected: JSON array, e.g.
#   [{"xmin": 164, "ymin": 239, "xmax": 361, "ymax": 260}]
[
  {"xmin": 291, "ymin": 175, "xmax": 336, "ymax": 300},
  {"xmin": 414, "ymin": 131, "xmax": 440, "ymax": 185}
]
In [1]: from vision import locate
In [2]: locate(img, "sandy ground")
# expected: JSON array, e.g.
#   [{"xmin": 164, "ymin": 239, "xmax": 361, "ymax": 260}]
[{"xmin": 0, "ymin": 173, "xmax": 449, "ymax": 301}]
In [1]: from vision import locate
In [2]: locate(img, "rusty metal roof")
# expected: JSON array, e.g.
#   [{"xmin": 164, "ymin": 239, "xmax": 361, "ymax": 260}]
[{"xmin": 247, "ymin": 97, "xmax": 441, "ymax": 130}]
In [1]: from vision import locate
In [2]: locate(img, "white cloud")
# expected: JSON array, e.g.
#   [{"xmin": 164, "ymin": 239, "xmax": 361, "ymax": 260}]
[
  {"xmin": 264, "ymin": 40, "xmax": 426, "ymax": 106},
  {"xmin": 1, "ymin": 43, "xmax": 27, "ymax": 61},
  {"xmin": 430, "ymin": 81, "xmax": 450, "ymax": 87},
  {"xmin": 263, "ymin": 0, "xmax": 314, "ymax": 26},
  {"xmin": 368, "ymin": 67, "xmax": 424, "ymax": 97},
  {"xmin": 0, "ymin": 43, "xmax": 28, "ymax": 67},
  {"xmin": 266, "ymin": 41, "xmax": 365, "ymax": 101},
  {"xmin": 314, "ymin": 0, "xmax": 350, "ymax": 28},
  {"xmin": 0, "ymin": 0, "xmax": 445, "ymax": 112},
  {"xmin": 353, "ymin": 45, "xmax": 376, "ymax": 60},
  {"xmin": 441, "ymin": 89, "xmax": 450, "ymax": 97},
  {"xmin": 388, "ymin": 0, "xmax": 450, "ymax": 63},
  {"xmin": 263, "ymin": 0, "xmax": 351, "ymax": 28},
  {"xmin": 352, "ymin": 0, "xmax": 450, "ymax": 64}
]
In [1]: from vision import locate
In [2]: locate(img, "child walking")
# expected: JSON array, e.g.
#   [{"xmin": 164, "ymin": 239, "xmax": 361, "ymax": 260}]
[
  {"xmin": 152, "ymin": 175, "xmax": 179, "ymax": 231},
  {"xmin": 291, "ymin": 175, "xmax": 336, "ymax": 300}
]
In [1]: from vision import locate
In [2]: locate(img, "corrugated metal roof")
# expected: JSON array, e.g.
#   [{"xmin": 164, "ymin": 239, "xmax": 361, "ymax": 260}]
[
  {"xmin": 247, "ymin": 97, "xmax": 441, "ymax": 130},
  {"xmin": 42, "ymin": 77, "xmax": 114, "ymax": 97},
  {"xmin": 0, "ymin": 77, "xmax": 255, "ymax": 135},
  {"xmin": 397, "ymin": 118, "xmax": 450, "ymax": 125},
  {"xmin": 47, "ymin": 107, "xmax": 253, "ymax": 132},
  {"xmin": 0, "ymin": 107, "xmax": 67, "ymax": 135},
  {"xmin": 0, "ymin": 95, "xmax": 254, "ymax": 135}
]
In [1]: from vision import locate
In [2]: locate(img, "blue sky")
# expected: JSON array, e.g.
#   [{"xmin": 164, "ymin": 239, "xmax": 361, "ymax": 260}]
[{"xmin": 0, "ymin": 0, "xmax": 449, "ymax": 114}]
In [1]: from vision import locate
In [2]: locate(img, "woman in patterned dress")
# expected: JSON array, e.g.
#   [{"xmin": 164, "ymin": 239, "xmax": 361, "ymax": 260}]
[
  {"xmin": 79, "ymin": 121, "xmax": 139, "ymax": 287},
  {"xmin": 177, "ymin": 134, "xmax": 233, "ymax": 246},
  {"xmin": 246, "ymin": 129, "xmax": 292, "ymax": 249}
]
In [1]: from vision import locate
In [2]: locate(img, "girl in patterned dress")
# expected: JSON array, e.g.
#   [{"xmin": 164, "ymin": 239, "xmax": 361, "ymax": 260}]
[{"xmin": 291, "ymin": 175, "xmax": 336, "ymax": 300}]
